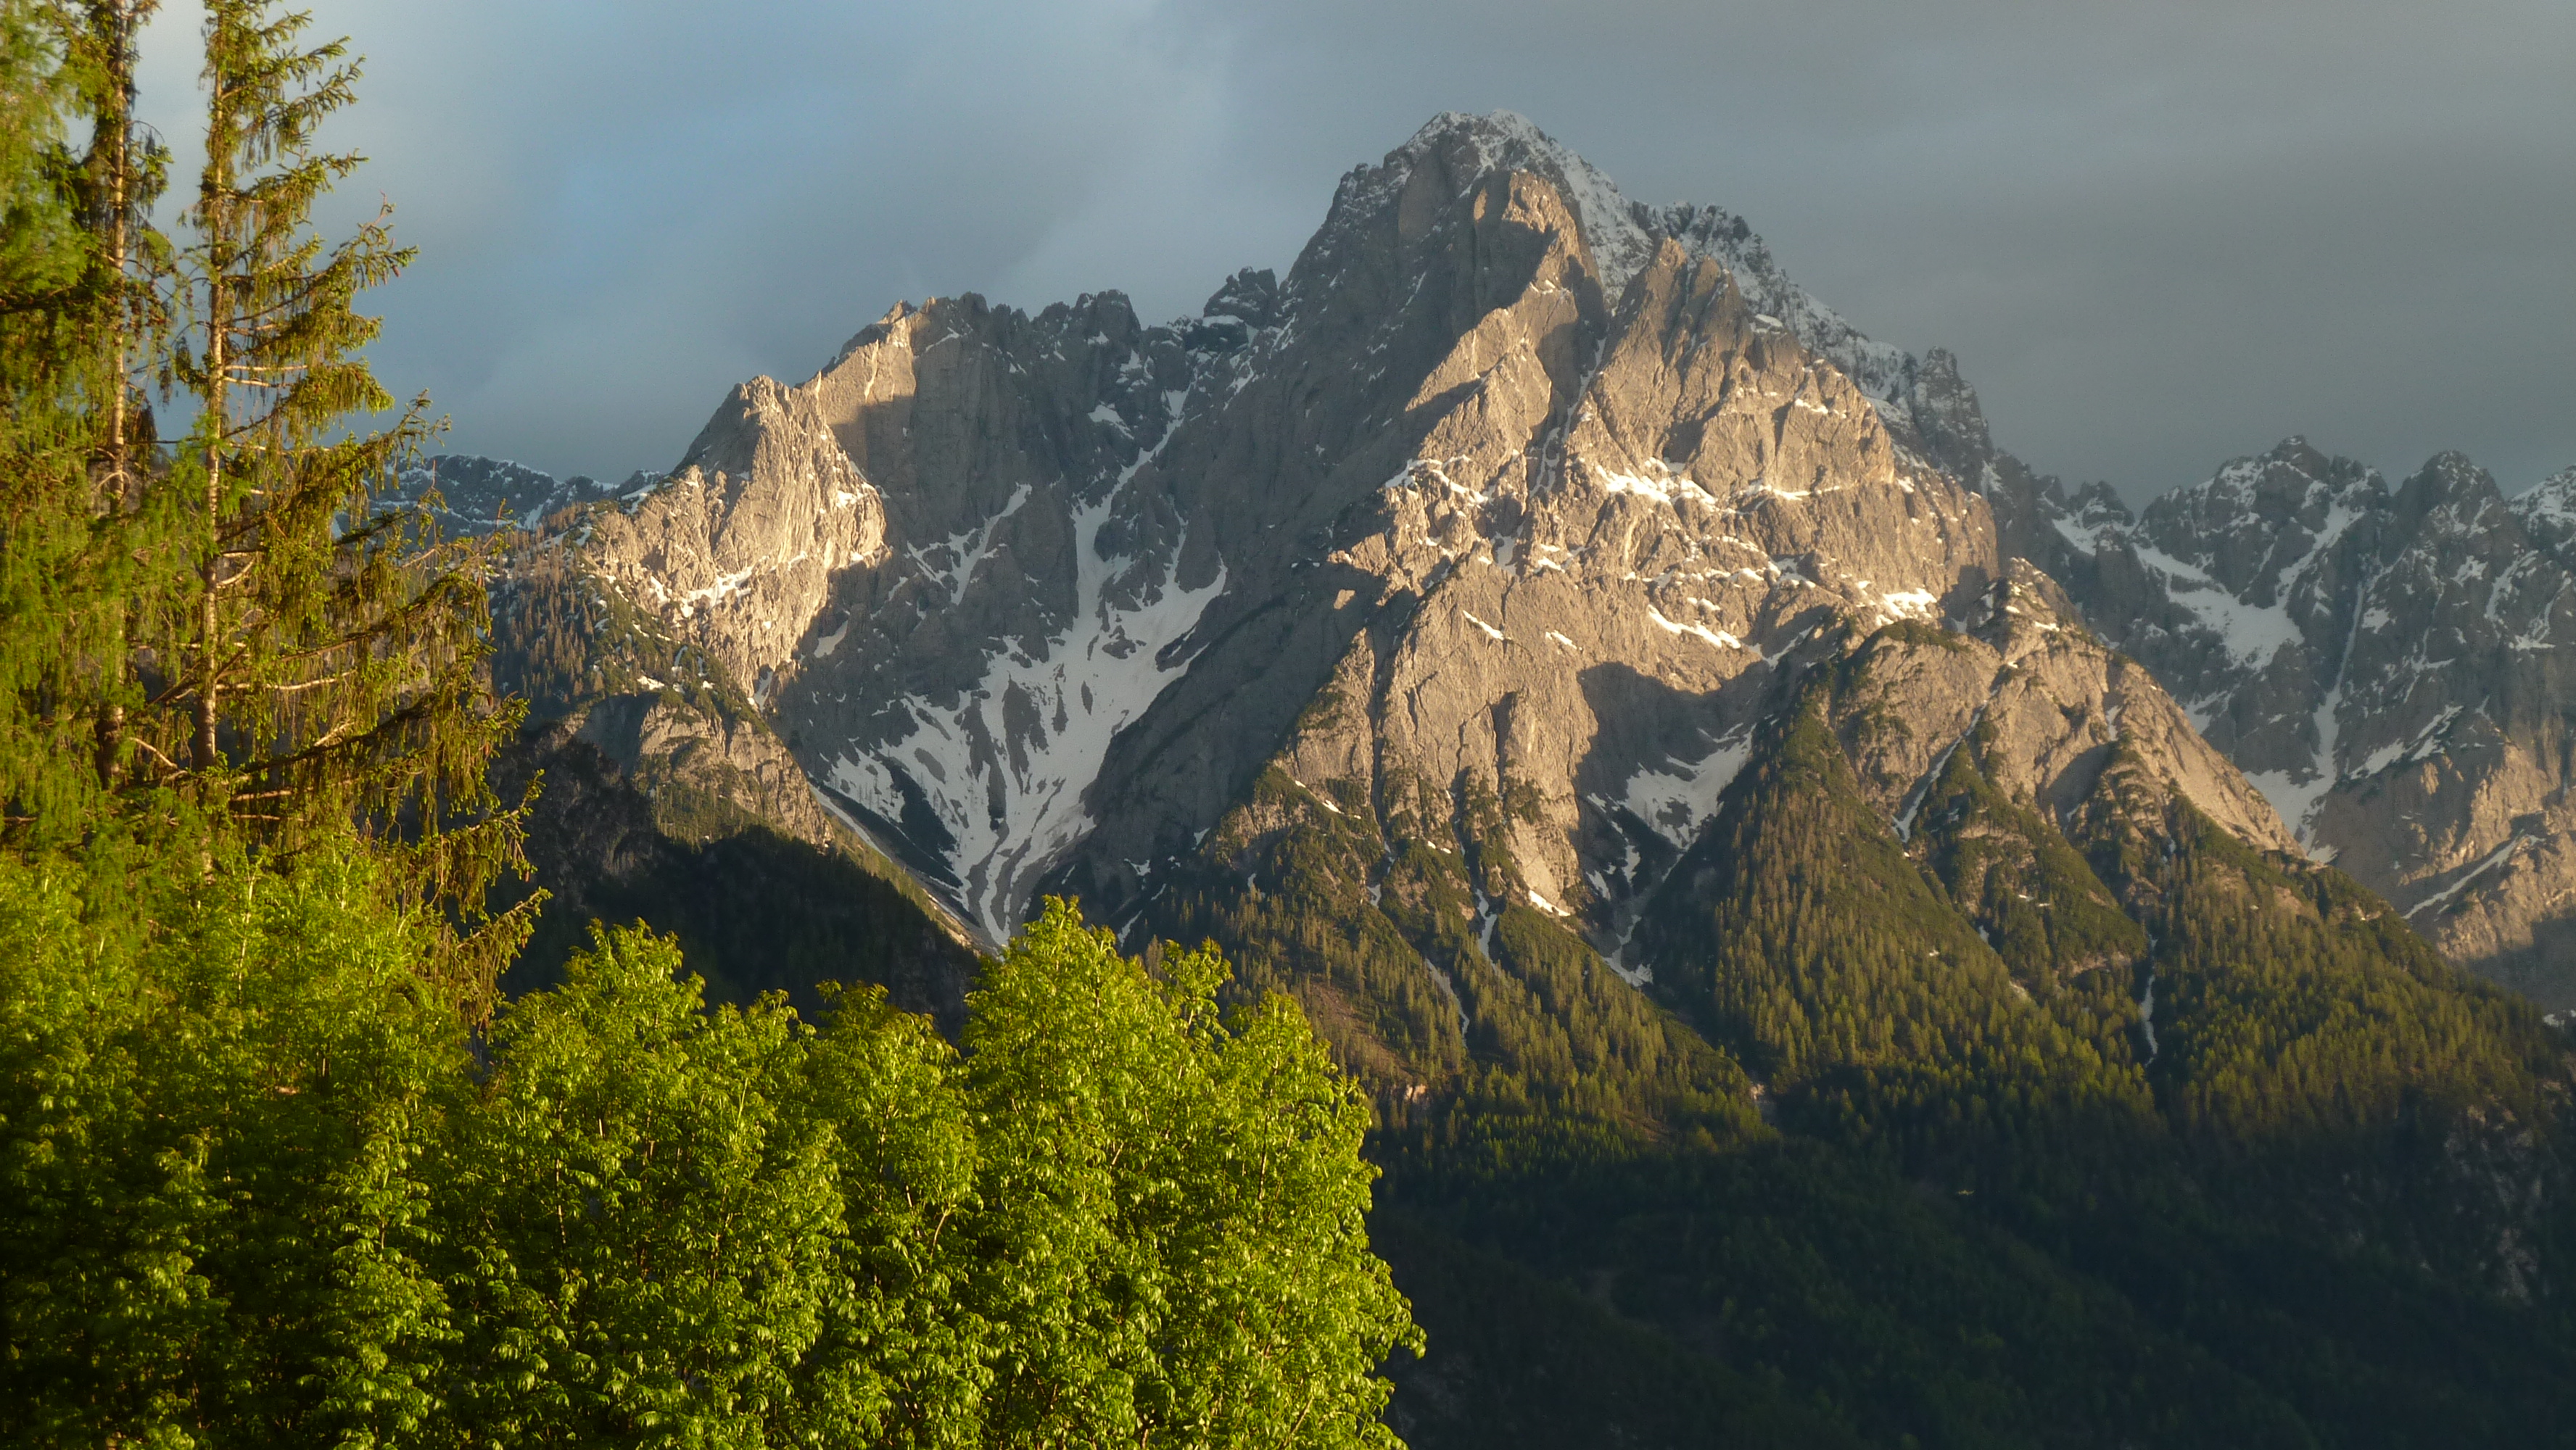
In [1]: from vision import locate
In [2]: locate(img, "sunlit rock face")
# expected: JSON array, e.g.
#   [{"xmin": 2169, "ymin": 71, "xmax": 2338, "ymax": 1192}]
[
  {"xmin": 482, "ymin": 109, "xmax": 2576, "ymax": 1012},
  {"xmin": 476, "ymin": 110, "xmax": 2330, "ymax": 977}
]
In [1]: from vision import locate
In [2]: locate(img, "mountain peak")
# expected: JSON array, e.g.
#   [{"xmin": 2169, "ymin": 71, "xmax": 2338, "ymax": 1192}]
[
  {"xmin": 1356, "ymin": 110, "xmax": 1659, "ymax": 296},
  {"xmin": 1351, "ymin": 112, "xmax": 1923, "ymax": 418},
  {"xmin": 2391, "ymin": 449, "xmax": 2505, "ymax": 531}
]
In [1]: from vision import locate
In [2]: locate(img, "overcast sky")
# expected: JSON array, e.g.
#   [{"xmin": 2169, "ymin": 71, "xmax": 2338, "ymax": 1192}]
[{"xmin": 135, "ymin": 1, "xmax": 2575, "ymax": 502}]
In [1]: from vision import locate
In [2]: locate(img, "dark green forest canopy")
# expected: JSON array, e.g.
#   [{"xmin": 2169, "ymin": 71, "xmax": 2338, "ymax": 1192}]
[{"xmin": 1149, "ymin": 650, "xmax": 2576, "ymax": 1445}]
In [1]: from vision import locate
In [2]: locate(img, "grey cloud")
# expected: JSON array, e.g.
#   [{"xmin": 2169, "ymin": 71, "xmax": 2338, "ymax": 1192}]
[{"xmin": 136, "ymin": 1, "xmax": 2576, "ymax": 498}]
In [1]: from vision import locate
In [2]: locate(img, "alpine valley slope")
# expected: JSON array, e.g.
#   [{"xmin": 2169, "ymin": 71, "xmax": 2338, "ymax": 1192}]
[{"xmin": 470, "ymin": 112, "xmax": 2576, "ymax": 1443}]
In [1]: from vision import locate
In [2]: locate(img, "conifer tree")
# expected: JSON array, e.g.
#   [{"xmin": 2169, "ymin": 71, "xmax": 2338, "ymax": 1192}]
[
  {"xmin": 60, "ymin": 0, "xmax": 168, "ymax": 799},
  {"xmin": 136, "ymin": 0, "xmax": 532, "ymax": 1003},
  {"xmin": 0, "ymin": 0, "xmax": 160, "ymax": 846}
]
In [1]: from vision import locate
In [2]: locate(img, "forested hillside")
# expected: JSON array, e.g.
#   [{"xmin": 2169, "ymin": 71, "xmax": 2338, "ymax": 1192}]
[{"xmin": 1161, "ymin": 576, "xmax": 2576, "ymax": 1445}]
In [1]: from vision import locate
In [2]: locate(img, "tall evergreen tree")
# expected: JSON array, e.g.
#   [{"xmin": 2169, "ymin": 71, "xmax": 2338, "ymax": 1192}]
[
  {"xmin": 0, "ymin": 0, "xmax": 159, "ymax": 848},
  {"xmin": 60, "ymin": 0, "xmax": 168, "ymax": 803},
  {"xmin": 1, "ymin": 1, "xmax": 529, "ymax": 1005},
  {"xmin": 134, "ymin": 0, "xmax": 532, "ymax": 1003}
]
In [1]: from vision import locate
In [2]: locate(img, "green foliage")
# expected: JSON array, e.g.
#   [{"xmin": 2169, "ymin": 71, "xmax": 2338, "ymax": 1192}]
[
  {"xmin": 0, "ymin": 7, "xmax": 1432, "ymax": 1444},
  {"xmin": 432, "ymin": 924, "xmax": 978, "ymax": 1446},
  {"xmin": 0, "ymin": 861, "xmax": 1417, "ymax": 1447},
  {"xmin": 2097, "ymin": 784, "xmax": 2570, "ymax": 1278},
  {"xmin": 0, "ymin": 6, "xmax": 78, "ymax": 307},
  {"xmin": 153, "ymin": 1, "xmax": 533, "ymax": 1002},
  {"xmin": 1902, "ymin": 726, "xmax": 2155, "ymax": 1071},
  {"xmin": 0, "ymin": 0, "xmax": 163, "ymax": 851},
  {"xmin": 1914, "ymin": 721, "xmax": 2148, "ymax": 988},
  {"xmin": 1387, "ymin": 1142, "xmax": 2326, "ymax": 1450},
  {"xmin": 0, "ymin": 840, "xmax": 465, "ymax": 1446},
  {"xmin": 9, "ymin": 6, "xmax": 2575, "ymax": 1443},
  {"xmin": 1440, "ymin": 903, "xmax": 1748, "ymax": 1149},
  {"xmin": 2139, "ymin": 802, "xmax": 2551, "ymax": 1143},
  {"xmin": 959, "ymin": 900, "xmax": 1420, "ymax": 1446},
  {"xmin": 1868, "ymin": 617, "xmax": 1970, "ymax": 655},
  {"xmin": 0, "ymin": 0, "xmax": 530, "ymax": 1008},
  {"xmin": 1167, "ymin": 767, "xmax": 1470, "ymax": 1088}
]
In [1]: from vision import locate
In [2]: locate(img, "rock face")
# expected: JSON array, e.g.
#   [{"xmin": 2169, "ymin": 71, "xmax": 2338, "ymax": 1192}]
[
  {"xmin": 466, "ymin": 109, "xmax": 2408, "ymax": 1053},
  {"xmin": 461, "ymin": 106, "xmax": 2576, "ymax": 1015},
  {"xmin": 483, "ymin": 109, "xmax": 2324, "ymax": 971},
  {"xmin": 473, "ymin": 455, "xmax": 983, "ymax": 1010},
  {"xmin": 444, "ymin": 114, "xmax": 2576, "ymax": 1010},
  {"xmin": 1949, "ymin": 425, "xmax": 2576, "ymax": 1008},
  {"xmin": 1699, "ymin": 221, "xmax": 2576, "ymax": 1009},
  {"xmin": 577, "ymin": 377, "xmax": 893, "ymax": 704}
]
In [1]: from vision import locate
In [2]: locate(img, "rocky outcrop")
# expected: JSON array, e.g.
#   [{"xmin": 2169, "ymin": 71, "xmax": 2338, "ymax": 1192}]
[
  {"xmin": 549, "ymin": 689, "xmax": 845, "ymax": 851},
  {"xmin": 1786, "ymin": 254, "xmax": 2576, "ymax": 1008},
  {"xmin": 575, "ymin": 376, "xmax": 891, "ymax": 703},
  {"xmin": 479, "ymin": 109, "xmax": 2328, "ymax": 977},
  {"xmin": 1838, "ymin": 563, "xmax": 2298, "ymax": 856},
  {"xmin": 1033, "ymin": 118, "xmax": 2302, "ymax": 978},
  {"xmin": 1964, "ymin": 438, "xmax": 2576, "ymax": 1008},
  {"xmin": 465, "ymin": 107, "xmax": 2576, "ymax": 1016}
]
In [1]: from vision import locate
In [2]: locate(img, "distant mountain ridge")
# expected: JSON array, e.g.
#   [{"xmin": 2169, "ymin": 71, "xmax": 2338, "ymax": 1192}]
[
  {"xmin": 1971, "ymin": 434, "xmax": 2576, "ymax": 1012},
  {"xmin": 440, "ymin": 111, "xmax": 2576, "ymax": 1441}
]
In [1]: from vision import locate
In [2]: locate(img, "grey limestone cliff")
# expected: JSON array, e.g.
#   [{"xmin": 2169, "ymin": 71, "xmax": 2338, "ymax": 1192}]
[{"xmin": 482, "ymin": 111, "xmax": 2317, "ymax": 1003}]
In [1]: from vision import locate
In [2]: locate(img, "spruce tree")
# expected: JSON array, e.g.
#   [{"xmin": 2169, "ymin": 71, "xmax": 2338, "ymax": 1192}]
[
  {"xmin": 60, "ymin": 0, "xmax": 168, "ymax": 802},
  {"xmin": 141, "ymin": 0, "xmax": 532, "ymax": 1004},
  {"xmin": 0, "ymin": 0, "xmax": 157, "ymax": 847}
]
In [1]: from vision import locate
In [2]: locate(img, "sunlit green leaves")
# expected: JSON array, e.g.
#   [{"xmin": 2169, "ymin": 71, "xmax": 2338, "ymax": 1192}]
[
  {"xmin": 0, "ymin": 863, "xmax": 1417, "ymax": 1447},
  {"xmin": 962, "ymin": 901, "xmax": 1419, "ymax": 1447}
]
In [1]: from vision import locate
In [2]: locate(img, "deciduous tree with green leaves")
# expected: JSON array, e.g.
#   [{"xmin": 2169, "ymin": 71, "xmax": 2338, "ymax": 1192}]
[
  {"xmin": 0, "ymin": 872, "xmax": 1421, "ymax": 1447},
  {"xmin": 959, "ymin": 900, "xmax": 1421, "ymax": 1448},
  {"xmin": 0, "ymin": 841, "xmax": 466, "ymax": 1446},
  {"xmin": 427, "ymin": 902, "xmax": 1420, "ymax": 1449}
]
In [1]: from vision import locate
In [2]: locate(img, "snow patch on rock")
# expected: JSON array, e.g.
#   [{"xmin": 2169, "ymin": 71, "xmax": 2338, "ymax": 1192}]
[{"xmin": 827, "ymin": 485, "xmax": 1226, "ymax": 940}]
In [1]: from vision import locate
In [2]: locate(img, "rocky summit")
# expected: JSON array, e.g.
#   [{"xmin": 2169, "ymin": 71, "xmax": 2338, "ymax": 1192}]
[
  {"xmin": 484, "ymin": 112, "xmax": 2295, "ymax": 954},
  {"xmin": 452, "ymin": 112, "xmax": 2576, "ymax": 1443}
]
